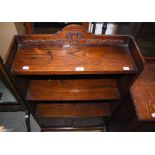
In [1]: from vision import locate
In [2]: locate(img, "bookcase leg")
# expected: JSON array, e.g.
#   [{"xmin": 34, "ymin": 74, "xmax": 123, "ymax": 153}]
[{"xmin": 25, "ymin": 110, "xmax": 31, "ymax": 132}]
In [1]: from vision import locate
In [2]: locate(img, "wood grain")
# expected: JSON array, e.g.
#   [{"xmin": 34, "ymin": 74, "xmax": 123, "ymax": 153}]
[
  {"xmin": 41, "ymin": 126, "xmax": 105, "ymax": 132},
  {"xmin": 27, "ymin": 79, "xmax": 120, "ymax": 101},
  {"xmin": 4, "ymin": 24, "xmax": 145, "ymax": 131},
  {"xmin": 11, "ymin": 25, "xmax": 138, "ymax": 75},
  {"xmin": 131, "ymin": 60, "xmax": 155, "ymax": 121},
  {"xmin": 35, "ymin": 103, "xmax": 111, "ymax": 117},
  {"xmin": 11, "ymin": 45, "xmax": 135, "ymax": 75}
]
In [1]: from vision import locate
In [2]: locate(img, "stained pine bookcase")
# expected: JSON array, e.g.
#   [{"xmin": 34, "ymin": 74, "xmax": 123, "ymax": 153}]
[{"xmin": 4, "ymin": 25, "xmax": 144, "ymax": 131}]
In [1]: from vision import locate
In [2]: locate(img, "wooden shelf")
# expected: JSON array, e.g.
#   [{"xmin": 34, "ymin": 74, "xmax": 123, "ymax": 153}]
[
  {"xmin": 35, "ymin": 102, "xmax": 111, "ymax": 117},
  {"xmin": 27, "ymin": 79, "xmax": 120, "ymax": 101},
  {"xmin": 12, "ymin": 45, "xmax": 136, "ymax": 75},
  {"xmin": 41, "ymin": 126, "xmax": 105, "ymax": 132}
]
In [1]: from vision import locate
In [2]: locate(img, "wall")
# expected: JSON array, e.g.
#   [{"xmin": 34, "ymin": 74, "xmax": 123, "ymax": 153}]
[
  {"xmin": 0, "ymin": 22, "xmax": 25, "ymax": 60},
  {"xmin": 116, "ymin": 23, "xmax": 142, "ymax": 35}
]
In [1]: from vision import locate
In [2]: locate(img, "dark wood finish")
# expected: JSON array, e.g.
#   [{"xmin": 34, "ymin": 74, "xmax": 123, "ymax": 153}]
[
  {"xmin": 81, "ymin": 22, "xmax": 89, "ymax": 30},
  {"xmin": 35, "ymin": 103, "xmax": 111, "ymax": 117},
  {"xmin": 36, "ymin": 117, "xmax": 105, "ymax": 129},
  {"xmin": 27, "ymin": 79, "xmax": 119, "ymax": 101},
  {"xmin": 3, "ymin": 36, "xmax": 30, "ymax": 101},
  {"xmin": 41, "ymin": 126, "xmax": 105, "ymax": 132},
  {"xmin": 131, "ymin": 59, "xmax": 155, "ymax": 121},
  {"xmin": 128, "ymin": 37, "xmax": 145, "ymax": 74},
  {"xmin": 4, "ymin": 24, "xmax": 144, "ymax": 131},
  {"xmin": 107, "ymin": 58, "xmax": 155, "ymax": 131},
  {"xmin": 107, "ymin": 92, "xmax": 137, "ymax": 131},
  {"xmin": 12, "ymin": 44, "xmax": 136, "ymax": 75},
  {"xmin": 107, "ymin": 92, "xmax": 155, "ymax": 132},
  {"xmin": 24, "ymin": 22, "xmax": 33, "ymax": 34},
  {"xmin": 116, "ymin": 37, "xmax": 145, "ymax": 98},
  {"xmin": 11, "ymin": 25, "xmax": 141, "ymax": 75}
]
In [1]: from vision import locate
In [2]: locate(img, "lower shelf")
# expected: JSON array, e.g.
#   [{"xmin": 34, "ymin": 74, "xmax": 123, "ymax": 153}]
[
  {"xmin": 41, "ymin": 126, "xmax": 105, "ymax": 132},
  {"xmin": 27, "ymin": 79, "xmax": 119, "ymax": 101},
  {"xmin": 35, "ymin": 117, "xmax": 105, "ymax": 129},
  {"xmin": 35, "ymin": 103, "xmax": 111, "ymax": 118},
  {"xmin": 33, "ymin": 102, "xmax": 111, "ymax": 131}
]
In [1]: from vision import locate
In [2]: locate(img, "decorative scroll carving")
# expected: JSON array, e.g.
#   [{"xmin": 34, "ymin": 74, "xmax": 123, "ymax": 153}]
[
  {"xmin": 65, "ymin": 31, "xmax": 83, "ymax": 40},
  {"xmin": 20, "ymin": 25, "xmax": 127, "ymax": 46},
  {"xmin": 65, "ymin": 31, "xmax": 83, "ymax": 44},
  {"xmin": 21, "ymin": 38, "xmax": 126, "ymax": 46},
  {"xmin": 86, "ymin": 39, "xmax": 126, "ymax": 46},
  {"xmin": 21, "ymin": 39, "xmax": 64, "ymax": 45}
]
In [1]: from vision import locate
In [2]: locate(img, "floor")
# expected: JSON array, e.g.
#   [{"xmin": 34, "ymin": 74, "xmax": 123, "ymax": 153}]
[
  {"xmin": 0, "ymin": 79, "xmax": 16, "ymax": 103},
  {"xmin": 0, "ymin": 80, "xmax": 40, "ymax": 132},
  {"xmin": 0, "ymin": 112, "xmax": 40, "ymax": 132}
]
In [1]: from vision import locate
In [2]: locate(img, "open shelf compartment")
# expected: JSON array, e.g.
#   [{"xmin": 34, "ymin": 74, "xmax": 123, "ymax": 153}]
[
  {"xmin": 11, "ymin": 44, "xmax": 136, "ymax": 75},
  {"xmin": 26, "ymin": 79, "xmax": 120, "ymax": 101}
]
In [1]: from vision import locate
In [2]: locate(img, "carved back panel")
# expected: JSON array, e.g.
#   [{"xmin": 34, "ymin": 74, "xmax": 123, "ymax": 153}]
[{"xmin": 17, "ymin": 24, "xmax": 129, "ymax": 46}]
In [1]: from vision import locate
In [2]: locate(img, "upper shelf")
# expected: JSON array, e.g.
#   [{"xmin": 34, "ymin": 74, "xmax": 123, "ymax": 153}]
[{"xmin": 10, "ymin": 25, "xmax": 144, "ymax": 75}]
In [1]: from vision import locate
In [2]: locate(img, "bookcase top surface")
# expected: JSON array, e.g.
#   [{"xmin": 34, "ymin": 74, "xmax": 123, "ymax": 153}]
[
  {"xmin": 10, "ymin": 25, "xmax": 143, "ymax": 75},
  {"xmin": 12, "ymin": 44, "xmax": 135, "ymax": 75}
]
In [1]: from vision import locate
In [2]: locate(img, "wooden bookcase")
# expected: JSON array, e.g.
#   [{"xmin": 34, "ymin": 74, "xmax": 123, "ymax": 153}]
[{"xmin": 4, "ymin": 25, "xmax": 144, "ymax": 131}]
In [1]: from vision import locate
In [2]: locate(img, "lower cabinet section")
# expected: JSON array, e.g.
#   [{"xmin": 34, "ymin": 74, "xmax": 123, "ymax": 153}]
[
  {"xmin": 35, "ymin": 102, "xmax": 111, "ymax": 117},
  {"xmin": 32, "ymin": 102, "xmax": 111, "ymax": 131},
  {"xmin": 36, "ymin": 117, "xmax": 104, "ymax": 128}
]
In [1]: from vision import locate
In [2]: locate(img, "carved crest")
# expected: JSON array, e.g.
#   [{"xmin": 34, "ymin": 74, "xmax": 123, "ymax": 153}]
[{"xmin": 65, "ymin": 32, "xmax": 83, "ymax": 40}]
